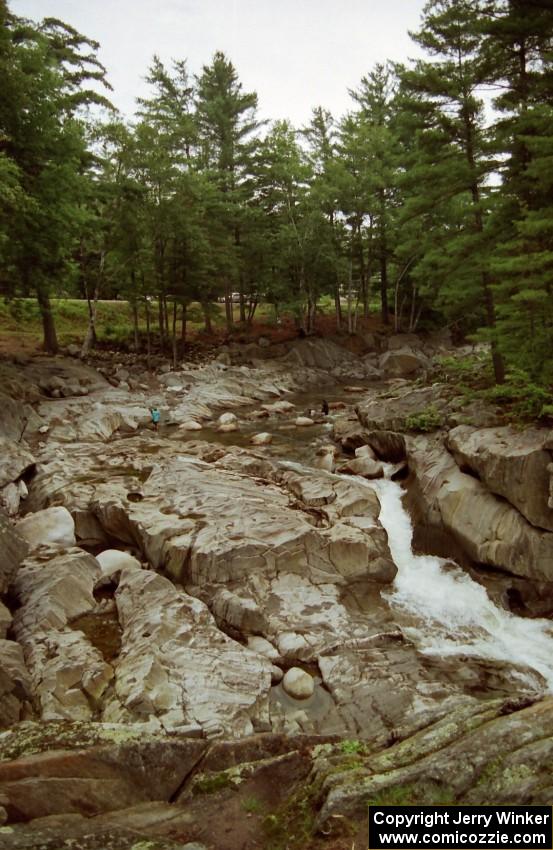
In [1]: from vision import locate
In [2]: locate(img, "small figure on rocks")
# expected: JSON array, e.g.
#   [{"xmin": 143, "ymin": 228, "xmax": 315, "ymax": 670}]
[
  {"xmin": 321, "ymin": 399, "xmax": 329, "ymax": 416},
  {"xmin": 149, "ymin": 406, "xmax": 161, "ymax": 431}
]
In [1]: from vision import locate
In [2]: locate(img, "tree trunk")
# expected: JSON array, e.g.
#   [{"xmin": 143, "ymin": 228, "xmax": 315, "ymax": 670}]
[
  {"xmin": 357, "ymin": 222, "xmax": 368, "ymax": 319},
  {"xmin": 239, "ymin": 288, "xmax": 246, "ymax": 323},
  {"xmin": 145, "ymin": 297, "xmax": 151, "ymax": 368},
  {"xmin": 171, "ymin": 300, "xmax": 178, "ymax": 369},
  {"xmin": 81, "ymin": 251, "xmax": 104, "ymax": 358},
  {"xmin": 84, "ymin": 283, "xmax": 98, "ymax": 349},
  {"xmin": 224, "ymin": 284, "xmax": 233, "ymax": 332},
  {"xmin": 81, "ymin": 285, "xmax": 99, "ymax": 358},
  {"xmin": 181, "ymin": 303, "xmax": 187, "ymax": 343},
  {"xmin": 379, "ymin": 193, "xmax": 389, "ymax": 325},
  {"xmin": 334, "ymin": 284, "xmax": 342, "ymax": 331},
  {"xmin": 247, "ymin": 298, "xmax": 258, "ymax": 324},
  {"xmin": 158, "ymin": 296, "xmax": 165, "ymax": 352},
  {"xmin": 202, "ymin": 302, "xmax": 212, "ymax": 334},
  {"xmin": 37, "ymin": 285, "xmax": 58, "ymax": 354},
  {"xmin": 347, "ymin": 254, "xmax": 354, "ymax": 334},
  {"xmin": 462, "ymin": 105, "xmax": 505, "ymax": 384},
  {"xmin": 131, "ymin": 297, "xmax": 139, "ymax": 351}
]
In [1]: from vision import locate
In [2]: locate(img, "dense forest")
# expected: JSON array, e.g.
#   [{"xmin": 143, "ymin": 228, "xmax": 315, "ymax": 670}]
[{"xmin": 0, "ymin": 0, "xmax": 552, "ymax": 387}]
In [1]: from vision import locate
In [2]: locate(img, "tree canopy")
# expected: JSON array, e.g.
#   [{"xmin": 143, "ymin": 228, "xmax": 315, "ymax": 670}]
[{"xmin": 0, "ymin": 0, "xmax": 552, "ymax": 386}]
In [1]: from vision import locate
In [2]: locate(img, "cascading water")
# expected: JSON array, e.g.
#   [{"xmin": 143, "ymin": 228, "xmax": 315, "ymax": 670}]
[{"xmin": 372, "ymin": 475, "xmax": 553, "ymax": 692}]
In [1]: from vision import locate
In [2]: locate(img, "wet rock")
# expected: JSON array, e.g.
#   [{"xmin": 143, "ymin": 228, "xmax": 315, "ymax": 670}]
[
  {"xmin": 179, "ymin": 420, "xmax": 203, "ymax": 431},
  {"xmin": 218, "ymin": 412, "xmax": 238, "ymax": 427},
  {"xmin": 16, "ymin": 506, "xmax": 75, "ymax": 551},
  {"xmin": 262, "ymin": 399, "xmax": 295, "ymax": 414},
  {"xmin": 250, "ymin": 432, "xmax": 272, "ymax": 445},
  {"xmin": 331, "ymin": 417, "xmax": 372, "ymax": 453},
  {"xmin": 366, "ymin": 430, "xmax": 406, "ymax": 462},
  {"xmin": 218, "ymin": 411, "xmax": 238, "ymax": 432},
  {"xmin": 282, "ymin": 667, "xmax": 314, "ymax": 700},
  {"xmin": 355, "ymin": 444, "xmax": 377, "ymax": 460},
  {"xmin": 314, "ymin": 445, "xmax": 336, "ymax": 472},
  {"xmin": 338, "ymin": 456, "xmax": 384, "ymax": 479},
  {"xmin": 295, "ymin": 416, "xmax": 314, "ymax": 427},
  {"xmin": 447, "ymin": 425, "xmax": 553, "ymax": 532}
]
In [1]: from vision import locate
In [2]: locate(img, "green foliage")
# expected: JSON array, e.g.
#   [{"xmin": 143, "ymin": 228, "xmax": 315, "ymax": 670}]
[
  {"xmin": 482, "ymin": 369, "xmax": 553, "ymax": 422},
  {"xmin": 241, "ymin": 796, "xmax": 263, "ymax": 814},
  {"xmin": 0, "ymin": 0, "xmax": 552, "ymax": 388},
  {"xmin": 192, "ymin": 772, "xmax": 232, "ymax": 795},
  {"xmin": 405, "ymin": 405, "xmax": 444, "ymax": 432},
  {"xmin": 368, "ymin": 781, "xmax": 455, "ymax": 807},
  {"xmin": 340, "ymin": 739, "xmax": 366, "ymax": 755}
]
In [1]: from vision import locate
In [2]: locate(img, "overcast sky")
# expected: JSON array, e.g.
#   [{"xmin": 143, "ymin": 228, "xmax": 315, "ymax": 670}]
[{"xmin": 11, "ymin": 0, "xmax": 426, "ymax": 126}]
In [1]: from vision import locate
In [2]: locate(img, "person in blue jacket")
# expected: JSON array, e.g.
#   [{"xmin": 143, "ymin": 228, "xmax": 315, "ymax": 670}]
[{"xmin": 149, "ymin": 406, "xmax": 161, "ymax": 431}]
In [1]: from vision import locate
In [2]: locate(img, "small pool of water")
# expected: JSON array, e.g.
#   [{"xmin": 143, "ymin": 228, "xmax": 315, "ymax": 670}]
[{"xmin": 165, "ymin": 381, "xmax": 375, "ymax": 465}]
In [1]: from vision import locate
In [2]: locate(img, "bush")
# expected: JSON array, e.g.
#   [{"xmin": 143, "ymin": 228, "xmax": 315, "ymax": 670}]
[
  {"xmin": 482, "ymin": 369, "xmax": 553, "ymax": 421},
  {"xmin": 405, "ymin": 405, "xmax": 444, "ymax": 432}
]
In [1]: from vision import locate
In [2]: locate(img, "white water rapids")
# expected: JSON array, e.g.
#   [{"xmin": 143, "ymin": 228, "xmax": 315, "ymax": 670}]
[
  {"xmin": 372, "ymin": 475, "xmax": 553, "ymax": 692},
  {"xmin": 281, "ymin": 457, "xmax": 553, "ymax": 691}
]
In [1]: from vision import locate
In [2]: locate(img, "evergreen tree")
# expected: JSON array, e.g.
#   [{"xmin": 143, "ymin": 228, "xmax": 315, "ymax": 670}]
[
  {"xmin": 400, "ymin": 0, "xmax": 506, "ymax": 380},
  {"xmin": 0, "ymin": 2, "xmax": 112, "ymax": 352}
]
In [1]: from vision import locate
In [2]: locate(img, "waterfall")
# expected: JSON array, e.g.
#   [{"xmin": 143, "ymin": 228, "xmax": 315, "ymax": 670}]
[{"xmin": 373, "ymin": 476, "xmax": 553, "ymax": 692}]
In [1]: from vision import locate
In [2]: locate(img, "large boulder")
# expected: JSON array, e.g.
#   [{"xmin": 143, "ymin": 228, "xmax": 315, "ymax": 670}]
[
  {"xmin": 12, "ymin": 549, "xmax": 112, "ymax": 721},
  {"xmin": 409, "ymin": 437, "xmax": 553, "ymax": 582},
  {"xmin": 379, "ymin": 348, "xmax": 429, "ymax": 378},
  {"xmin": 103, "ymin": 568, "xmax": 273, "ymax": 736},
  {"xmin": 356, "ymin": 385, "xmax": 448, "ymax": 433},
  {"xmin": 447, "ymin": 425, "xmax": 553, "ymax": 532},
  {"xmin": 0, "ymin": 392, "xmax": 41, "ymax": 442},
  {"xmin": 16, "ymin": 506, "xmax": 76, "ymax": 551}
]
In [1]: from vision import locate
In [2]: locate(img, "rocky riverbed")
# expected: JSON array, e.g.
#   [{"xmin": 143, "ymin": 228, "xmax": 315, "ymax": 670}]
[{"xmin": 1, "ymin": 333, "xmax": 552, "ymax": 849}]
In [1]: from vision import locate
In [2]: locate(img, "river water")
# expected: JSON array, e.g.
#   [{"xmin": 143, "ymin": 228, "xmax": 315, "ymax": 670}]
[{"xmin": 373, "ymin": 476, "xmax": 553, "ymax": 692}]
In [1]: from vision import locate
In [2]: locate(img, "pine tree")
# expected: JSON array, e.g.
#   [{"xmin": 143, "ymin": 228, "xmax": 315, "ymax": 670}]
[
  {"xmin": 400, "ymin": 0, "xmax": 506, "ymax": 380},
  {"xmin": 483, "ymin": 0, "xmax": 553, "ymax": 381}
]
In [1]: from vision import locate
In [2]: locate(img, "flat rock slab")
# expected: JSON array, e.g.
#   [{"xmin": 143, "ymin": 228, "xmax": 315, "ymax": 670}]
[{"xmin": 0, "ymin": 722, "xmax": 207, "ymax": 821}]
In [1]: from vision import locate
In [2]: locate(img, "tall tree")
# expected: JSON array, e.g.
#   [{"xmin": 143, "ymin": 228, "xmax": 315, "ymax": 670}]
[
  {"xmin": 400, "ymin": 0, "xmax": 506, "ymax": 381},
  {"xmin": 196, "ymin": 52, "xmax": 261, "ymax": 326},
  {"xmin": 0, "ymin": 3, "xmax": 112, "ymax": 352}
]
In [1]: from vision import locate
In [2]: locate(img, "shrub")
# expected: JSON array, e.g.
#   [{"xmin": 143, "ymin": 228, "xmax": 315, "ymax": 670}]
[{"xmin": 405, "ymin": 405, "xmax": 444, "ymax": 432}]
